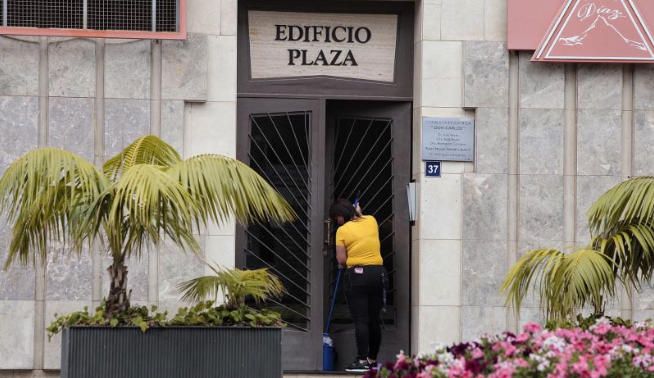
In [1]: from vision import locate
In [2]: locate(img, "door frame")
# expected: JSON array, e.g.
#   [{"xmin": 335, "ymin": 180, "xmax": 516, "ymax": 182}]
[{"xmin": 236, "ymin": 97, "xmax": 412, "ymax": 371}]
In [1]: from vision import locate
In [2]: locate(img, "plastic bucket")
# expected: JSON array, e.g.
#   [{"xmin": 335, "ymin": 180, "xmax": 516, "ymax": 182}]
[{"xmin": 322, "ymin": 333, "xmax": 335, "ymax": 371}]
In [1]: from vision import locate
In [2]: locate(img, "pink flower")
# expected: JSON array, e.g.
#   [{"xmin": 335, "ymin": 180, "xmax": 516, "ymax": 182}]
[{"xmin": 523, "ymin": 322, "xmax": 542, "ymax": 334}]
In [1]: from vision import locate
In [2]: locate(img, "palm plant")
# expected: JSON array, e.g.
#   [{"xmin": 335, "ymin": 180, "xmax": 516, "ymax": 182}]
[
  {"xmin": 0, "ymin": 135, "xmax": 294, "ymax": 317},
  {"xmin": 178, "ymin": 264, "xmax": 284, "ymax": 310},
  {"xmin": 502, "ymin": 177, "xmax": 654, "ymax": 322}
]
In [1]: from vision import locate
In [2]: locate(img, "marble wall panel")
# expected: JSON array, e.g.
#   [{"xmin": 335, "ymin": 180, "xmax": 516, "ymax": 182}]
[
  {"xmin": 162, "ymin": 33, "xmax": 208, "ymax": 101},
  {"xmin": 518, "ymin": 53, "xmax": 565, "ymax": 109},
  {"xmin": 414, "ymin": 306, "xmax": 461, "ymax": 352},
  {"xmin": 419, "ymin": 41, "xmax": 463, "ymax": 108},
  {"xmin": 161, "ymin": 100, "xmax": 185, "ymax": 154},
  {"xmin": 634, "ymin": 309, "xmax": 654, "ymax": 322},
  {"xmin": 49, "ymin": 39, "xmax": 96, "ymax": 98},
  {"xmin": 461, "ymin": 306, "xmax": 507, "ymax": 340},
  {"xmin": 519, "ymin": 175, "xmax": 564, "ymax": 243},
  {"xmin": 475, "ymin": 107, "xmax": 508, "ymax": 174},
  {"xmin": 0, "ymin": 37, "xmax": 39, "ymax": 96},
  {"xmin": 463, "ymin": 240, "xmax": 508, "ymax": 306},
  {"xmin": 519, "ymin": 109, "xmax": 565, "ymax": 175},
  {"xmin": 105, "ymin": 40, "xmax": 151, "ymax": 99},
  {"xmin": 48, "ymin": 97, "xmax": 95, "ymax": 161},
  {"xmin": 418, "ymin": 239, "xmax": 461, "ymax": 306},
  {"xmin": 43, "ymin": 300, "xmax": 91, "ymax": 369},
  {"xmin": 463, "ymin": 174, "xmax": 508, "ymax": 240},
  {"xmin": 0, "ymin": 96, "xmax": 38, "ymax": 171},
  {"xmin": 221, "ymin": 0, "xmax": 238, "ymax": 36},
  {"xmin": 519, "ymin": 306, "xmax": 545, "ymax": 328},
  {"xmin": 46, "ymin": 244, "xmax": 92, "ymax": 300},
  {"xmin": 577, "ymin": 64, "xmax": 622, "ymax": 110},
  {"xmin": 0, "ymin": 301, "xmax": 34, "ymax": 369},
  {"xmin": 419, "ymin": 175, "xmax": 462, "ymax": 240},
  {"xmin": 576, "ymin": 176, "xmax": 620, "ymax": 243},
  {"xmin": 187, "ymin": 0, "xmax": 221, "ymax": 34},
  {"xmin": 0, "ymin": 224, "xmax": 35, "ymax": 300},
  {"xmin": 634, "ymin": 65, "xmax": 654, "ymax": 110},
  {"xmin": 484, "ymin": 0, "xmax": 506, "ymax": 41},
  {"xmin": 441, "ymin": 0, "xmax": 484, "ymax": 41},
  {"xmin": 635, "ymin": 284, "xmax": 654, "ymax": 311},
  {"xmin": 158, "ymin": 238, "xmax": 204, "ymax": 303},
  {"xmin": 463, "ymin": 41, "xmax": 509, "ymax": 108},
  {"xmin": 104, "ymin": 99, "xmax": 151, "ymax": 158},
  {"xmin": 634, "ymin": 111, "xmax": 654, "ymax": 176},
  {"xmin": 577, "ymin": 110, "xmax": 621, "ymax": 176}
]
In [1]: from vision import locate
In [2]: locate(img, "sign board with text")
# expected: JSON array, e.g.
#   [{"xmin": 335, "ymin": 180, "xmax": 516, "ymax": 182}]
[
  {"xmin": 248, "ymin": 11, "xmax": 398, "ymax": 82},
  {"xmin": 421, "ymin": 117, "xmax": 475, "ymax": 162}
]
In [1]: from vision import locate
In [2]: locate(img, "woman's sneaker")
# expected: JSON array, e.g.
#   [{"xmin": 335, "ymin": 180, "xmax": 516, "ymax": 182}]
[{"xmin": 345, "ymin": 359, "xmax": 371, "ymax": 372}]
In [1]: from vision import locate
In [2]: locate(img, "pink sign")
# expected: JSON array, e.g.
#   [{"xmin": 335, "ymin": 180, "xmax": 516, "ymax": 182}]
[
  {"xmin": 532, "ymin": 0, "xmax": 654, "ymax": 62},
  {"xmin": 508, "ymin": 0, "xmax": 654, "ymax": 63},
  {"xmin": 507, "ymin": 0, "xmax": 564, "ymax": 50}
]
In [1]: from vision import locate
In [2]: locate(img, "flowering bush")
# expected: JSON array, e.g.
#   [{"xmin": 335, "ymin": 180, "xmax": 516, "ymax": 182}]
[{"xmin": 368, "ymin": 319, "xmax": 654, "ymax": 378}]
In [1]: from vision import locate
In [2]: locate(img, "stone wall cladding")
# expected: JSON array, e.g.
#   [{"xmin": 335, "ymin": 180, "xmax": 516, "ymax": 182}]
[
  {"xmin": 462, "ymin": 42, "xmax": 654, "ymax": 341},
  {"xmin": 0, "ymin": 37, "xmax": 39, "ymax": 96},
  {"xmin": 0, "ymin": 22, "xmax": 210, "ymax": 370}
]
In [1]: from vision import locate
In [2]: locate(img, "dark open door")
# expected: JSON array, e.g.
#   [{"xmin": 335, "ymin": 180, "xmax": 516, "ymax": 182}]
[
  {"xmin": 237, "ymin": 98, "xmax": 325, "ymax": 370},
  {"xmin": 324, "ymin": 101, "xmax": 411, "ymax": 369}
]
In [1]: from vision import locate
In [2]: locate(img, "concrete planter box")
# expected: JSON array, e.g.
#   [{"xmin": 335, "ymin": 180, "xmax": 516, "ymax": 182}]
[{"xmin": 61, "ymin": 326, "xmax": 282, "ymax": 378}]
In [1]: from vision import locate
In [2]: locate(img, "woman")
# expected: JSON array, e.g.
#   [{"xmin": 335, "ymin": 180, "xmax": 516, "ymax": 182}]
[{"xmin": 329, "ymin": 198, "xmax": 385, "ymax": 373}]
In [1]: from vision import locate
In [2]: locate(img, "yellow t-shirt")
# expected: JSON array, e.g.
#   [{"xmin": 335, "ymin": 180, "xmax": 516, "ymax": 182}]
[{"xmin": 335, "ymin": 215, "xmax": 383, "ymax": 268}]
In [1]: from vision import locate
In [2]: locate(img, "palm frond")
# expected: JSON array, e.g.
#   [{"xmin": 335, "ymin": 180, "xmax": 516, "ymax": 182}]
[
  {"xmin": 588, "ymin": 177, "xmax": 654, "ymax": 236},
  {"xmin": 502, "ymin": 249, "xmax": 564, "ymax": 315},
  {"xmin": 502, "ymin": 248, "xmax": 615, "ymax": 321},
  {"xmin": 106, "ymin": 164, "xmax": 199, "ymax": 259},
  {"xmin": 103, "ymin": 135, "xmax": 181, "ymax": 182},
  {"xmin": 166, "ymin": 155, "xmax": 295, "ymax": 227},
  {"xmin": 178, "ymin": 265, "xmax": 285, "ymax": 308},
  {"xmin": 591, "ymin": 223, "xmax": 654, "ymax": 289},
  {"xmin": 0, "ymin": 148, "xmax": 106, "ymax": 268}
]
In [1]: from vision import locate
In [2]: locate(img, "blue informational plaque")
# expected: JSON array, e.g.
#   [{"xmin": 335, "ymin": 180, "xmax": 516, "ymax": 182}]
[
  {"xmin": 422, "ymin": 117, "xmax": 475, "ymax": 162},
  {"xmin": 425, "ymin": 161, "xmax": 441, "ymax": 177}
]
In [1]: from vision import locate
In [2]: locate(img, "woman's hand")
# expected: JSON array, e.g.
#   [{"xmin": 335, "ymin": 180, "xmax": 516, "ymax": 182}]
[{"xmin": 354, "ymin": 203, "xmax": 363, "ymax": 217}]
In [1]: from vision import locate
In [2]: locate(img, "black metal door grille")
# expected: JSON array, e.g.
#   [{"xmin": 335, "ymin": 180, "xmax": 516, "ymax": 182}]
[
  {"xmin": 244, "ymin": 111, "xmax": 312, "ymax": 331},
  {"xmin": 329, "ymin": 116, "xmax": 396, "ymax": 326}
]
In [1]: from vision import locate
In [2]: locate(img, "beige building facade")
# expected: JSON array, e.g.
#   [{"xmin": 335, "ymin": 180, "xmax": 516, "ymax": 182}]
[{"xmin": 0, "ymin": 0, "xmax": 653, "ymax": 375}]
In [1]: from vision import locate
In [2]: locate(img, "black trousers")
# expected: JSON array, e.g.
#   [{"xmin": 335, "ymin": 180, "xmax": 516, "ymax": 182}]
[{"xmin": 345, "ymin": 265, "xmax": 385, "ymax": 360}]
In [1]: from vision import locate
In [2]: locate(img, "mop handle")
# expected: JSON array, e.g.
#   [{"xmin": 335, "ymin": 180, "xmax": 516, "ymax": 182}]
[{"xmin": 324, "ymin": 268, "xmax": 343, "ymax": 333}]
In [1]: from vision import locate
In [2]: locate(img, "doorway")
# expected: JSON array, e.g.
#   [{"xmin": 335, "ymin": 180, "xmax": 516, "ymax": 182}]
[{"xmin": 236, "ymin": 98, "xmax": 411, "ymax": 371}]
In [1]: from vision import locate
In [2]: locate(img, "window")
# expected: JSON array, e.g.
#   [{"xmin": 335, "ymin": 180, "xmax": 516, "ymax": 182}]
[{"xmin": 0, "ymin": 0, "xmax": 185, "ymax": 39}]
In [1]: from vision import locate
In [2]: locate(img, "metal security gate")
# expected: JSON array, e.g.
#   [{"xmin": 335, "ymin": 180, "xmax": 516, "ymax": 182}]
[
  {"xmin": 324, "ymin": 101, "xmax": 411, "ymax": 370},
  {"xmin": 237, "ymin": 98, "xmax": 410, "ymax": 371}
]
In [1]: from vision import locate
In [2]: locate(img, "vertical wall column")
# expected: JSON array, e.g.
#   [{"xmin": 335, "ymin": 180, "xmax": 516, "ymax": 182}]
[
  {"xmin": 32, "ymin": 36, "xmax": 49, "ymax": 372},
  {"xmin": 563, "ymin": 65, "xmax": 577, "ymax": 247},
  {"xmin": 92, "ymin": 39, "xmax": 105, "ymax": 307},
  {"xmin": 621, "ymin": 65, "xmax": 634, "ymax": 319},
  {"xmin": 149, "ymin": 40, "xmax": 162, "ymax": 305},
  {"xmin": 506, "ymin": 51, "xmax": 519, "ymax": 332}
]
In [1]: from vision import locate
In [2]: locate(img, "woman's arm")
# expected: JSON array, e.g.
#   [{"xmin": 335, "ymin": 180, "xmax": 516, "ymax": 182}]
[{"xmin": 336, "ymin": 245, "xmax": 348, "ymax": 267}]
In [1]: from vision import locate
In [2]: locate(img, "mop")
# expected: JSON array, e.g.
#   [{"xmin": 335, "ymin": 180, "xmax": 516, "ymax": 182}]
[{"xmin": 322, "ymin": 267, "xmax": 343, "ymax": 371}]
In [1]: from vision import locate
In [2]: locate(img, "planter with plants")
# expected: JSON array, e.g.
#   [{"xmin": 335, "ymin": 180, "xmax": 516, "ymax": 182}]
[{"xmin": 0, "ymin": 136, "xmax": 294, "ymax": 378}]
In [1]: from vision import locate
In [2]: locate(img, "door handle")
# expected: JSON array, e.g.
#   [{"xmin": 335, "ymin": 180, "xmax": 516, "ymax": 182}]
[{"xmin": 324, "ymin": 219, "xmax": 333, "ymax": 246}]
